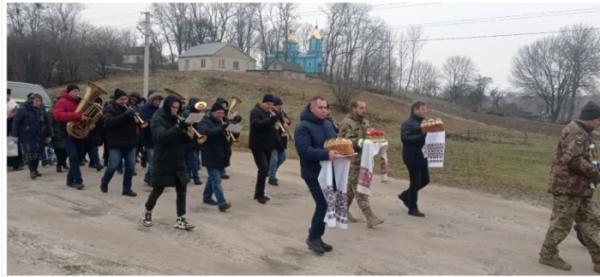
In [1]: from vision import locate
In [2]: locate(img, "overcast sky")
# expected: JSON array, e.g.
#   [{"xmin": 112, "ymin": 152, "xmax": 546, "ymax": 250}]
[{"xmin": 80, "ymin": 1, "xmax": 600, "ymax": 90}]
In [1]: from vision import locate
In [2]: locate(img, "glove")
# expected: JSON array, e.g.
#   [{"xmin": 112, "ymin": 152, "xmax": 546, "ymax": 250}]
[
  {"xmin": 178, "ymin": 120, "xmax": 189, "ymax": 130},
  {"xmin": 125, "ymin": 109, "xmax": 136, "ymax": 117},
  {"xmin": 231, "ymin": 115, "xmax": 242, "ymax": 124}
]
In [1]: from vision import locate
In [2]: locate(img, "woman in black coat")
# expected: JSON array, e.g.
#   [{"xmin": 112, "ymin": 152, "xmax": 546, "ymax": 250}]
[
  {"xmin": 143, "ymin": 95, "xmax": 194, "ymax": 230},
  {"xmin": 12, "ymin": 93, "xmax": 52, "ymax": 179}
]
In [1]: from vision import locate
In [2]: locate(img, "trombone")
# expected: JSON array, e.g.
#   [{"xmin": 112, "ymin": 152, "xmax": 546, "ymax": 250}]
[
  {"xmin": 122, "ymin": 104, "xmax": 148, "ymax": 128},
  {"xmin": 176, "ymin": 115, "xmax": 207, "ymax": 144}
]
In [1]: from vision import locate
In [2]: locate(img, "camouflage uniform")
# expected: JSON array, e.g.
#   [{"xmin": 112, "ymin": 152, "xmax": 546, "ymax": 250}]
[
  {"xmin": 338, "ymin": 113, "xmax": 384, "ymax": 228},
  {"xmin": 540, "ymin": 120, "xmax": 600, "ymax": 270}
]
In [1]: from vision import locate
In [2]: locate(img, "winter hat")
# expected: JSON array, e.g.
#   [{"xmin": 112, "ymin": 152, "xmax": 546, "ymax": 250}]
[
  {"xmin": 262, "ymin": 94, "xmax": 275, "ymax": 103},
  {"xmin": 580, "ymin": 101, "xmax": 600, "ymax": 120},
  {"xmin": 211, "ymin": 101, "xmax": 226, "ymax": 112},
  {"xmin": 66, "ymin": 84, "xmax": 80, "ymax": 93},
  {"xmin": 148, "ymin": 90, "xmax": 164, "ymax": 101},
  {"xmin": 114, "ymin": 88, "xmax": 127, "ymax": 99},
  {"xmin": 273, "ymin": 96, "xmax": 283, "ymax": 106}
]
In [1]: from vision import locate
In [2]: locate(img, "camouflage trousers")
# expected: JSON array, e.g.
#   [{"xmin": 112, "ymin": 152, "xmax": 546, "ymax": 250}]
[
  {"xmin": 347, "ymin": 159, "xmax": 378, "ymax": 218},
  {"xmin": 540, "ymin": 195, "xmax": 600, "ymax": 263}
]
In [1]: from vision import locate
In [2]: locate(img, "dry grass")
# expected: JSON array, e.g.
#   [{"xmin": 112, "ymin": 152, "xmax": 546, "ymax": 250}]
[{"xmin": 49, "ymin": 70, "xmax": 575, "ymax": 204}]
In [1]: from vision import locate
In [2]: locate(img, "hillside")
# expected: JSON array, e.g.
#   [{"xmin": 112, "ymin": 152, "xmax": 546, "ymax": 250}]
[{"xmin": 49, "ymin": 70, "xmax": 563, "ymax": 202}]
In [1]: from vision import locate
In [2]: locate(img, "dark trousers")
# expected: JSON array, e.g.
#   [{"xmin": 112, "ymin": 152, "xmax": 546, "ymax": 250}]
[
  {"xmin": 145, "ymin": 180, "xmax": 187, "ymax": 217},
  {"xmin": 55, "ymin": 147, "xmax": 68, "ymax": 167},
  {"xmin": 305, "ymin": 178, "xmax": 327, "ymax": 239},
  {"xmin": 251, "ymin": 149, "xmax": 272, "ymax": 199},
  {"xmin": 401, "ymin": 165, "xmax": 430, "ymax": 211},
  {"xmin": 185, "ymin": 149, "xmax": 200, "ymax": 180},
  {"xmin": 64, "ymin": 136, "xmax": 84, "ymax": 184},
  {"xmin": 27, "ymin": 159, "xmax": 40, "ymax": 173}
]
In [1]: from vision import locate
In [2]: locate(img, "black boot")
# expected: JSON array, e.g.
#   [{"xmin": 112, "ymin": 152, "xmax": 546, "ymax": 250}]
[
  {"xmin": 56, "ymin": 164, "xmax": 63, "ymax": 173},
  {"xmin": 306, "ymin": 238, "xmax": 325, "ymax": 255}
]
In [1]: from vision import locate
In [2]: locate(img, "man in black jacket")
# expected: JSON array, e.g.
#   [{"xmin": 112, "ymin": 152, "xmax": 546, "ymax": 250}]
[
  {"xmin": 198, "ymin": 102, "xmax": 232, "ymax": 212},
  {"xmin": 249, "ymin": 94, "xmax": 278, "ymax": 204},
  {"xmin": 100, "ymin": 89, "xmax": 138, "ymax": 197},
  {"xmin": 399, "ymin": 101, "xmax": 429, "ymax": 217},
  {"xmin": 268, "ymin": 97, "xmax": 291, "ymax": 186}
]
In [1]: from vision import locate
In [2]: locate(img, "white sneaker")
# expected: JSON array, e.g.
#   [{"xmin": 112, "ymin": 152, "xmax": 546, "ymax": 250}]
[{"xmin": 174, "ymin": 216, "xmax": 194, "ymax": 230}]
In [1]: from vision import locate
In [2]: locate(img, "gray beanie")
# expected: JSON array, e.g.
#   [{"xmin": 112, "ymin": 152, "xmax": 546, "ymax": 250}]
[{"xmin": 579, "ymin": 101, "xmax": 600, "ymax": 120}]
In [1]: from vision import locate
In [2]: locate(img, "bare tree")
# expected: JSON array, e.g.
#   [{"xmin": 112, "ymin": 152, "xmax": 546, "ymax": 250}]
[
  {"xmin": 275, "ymin": 3, "xmax": 298, "ymax": 61},
  {"xmin": 511, "ymin": 25, "xmax": 600, "ymax": 122},
  {"xmin": 411, "ymin": 61, "xmax": 440, "ymax": 97},
  {"xmin": 403, "ymin": 25, "xmax": 425, "ymax": 94},
  {"xmin": 443, "ymin": 55, "xmax": 477, "ymax": 89},
  {"xmin": 467, "ymin": 75, "xmax": 492, "ymax": 112}
]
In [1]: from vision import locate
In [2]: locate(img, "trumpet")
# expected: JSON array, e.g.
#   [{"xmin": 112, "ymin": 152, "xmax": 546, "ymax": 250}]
[
  {"xmin": 226, "ymin": 96, "xmax": 242, "ymax": 143},
  {"xmin": 123, "ymin": 104, "xmax": 148, "ymax": 128},
  {"xmin": 176, "ymin": 115, "xmax": 207, "ymax": 144},
  {"xmin": 272, "ymin": 110, "xmax": 292, "ymax": 141}
]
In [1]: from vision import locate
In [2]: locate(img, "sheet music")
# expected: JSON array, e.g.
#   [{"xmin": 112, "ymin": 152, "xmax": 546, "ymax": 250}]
[{"xmin": 184, "ymin": 112, "xmax": 205, "ymax": 124}]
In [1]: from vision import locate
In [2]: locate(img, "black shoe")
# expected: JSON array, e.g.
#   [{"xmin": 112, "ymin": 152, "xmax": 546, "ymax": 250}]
[
  {"xmin": 63, "ymin": 164, "xmax": 69, "ymax": 170},
  {"xmin": 70, "ymin": 182, "xmax": 85, "ymax": 190},
  {"xmin": 193, "ymin": 178, "xmax": 202, "ymax": 185},
  {"xmin": 30, "ymin": 172, "xmax": 37, "ymax": 180},
  {"xmin": 12, "ymin": 165, "xmax": 25, "ymax": 171},
  {"xmin": 256, "ymin": 196, "xmax": 269, "ymax": 204},
  {"xmin": 306, "ymin": 238, "xmax": 325, "ymax": 255},
  {"xmin": 100, "ymin": 183, "xmax": 108, "ymax": 193},
  {"xmin": 319, "ymin": 239, "xmax": 333, "ymax": 252},
  {"xmin": 218, "ymin": 203, "xmax": 231, "ymax": 212},
  {"xmin": 398, "ymin": 192, "xmax": 410, "ymax": 210},
  {"xmin": 408, "ymin": 209, "xmax": 425, "ymax": 217},
  {"xmin": 203, "ymin": 199, "xmax": 218, "ymax": 206},
  {"xmin": 264, "ymin": 195, "xmax": 271, "ymax": 201},
  {"xmin": 56, "ymin": 165, "xmax": 63, "ymax": 173},
  {"xmin": 143, "ymin": 210, "xmax": 152, "ymax": 227},
  {"xmin": 95, "ymin": 164, "xmax": 104, "ymax": 171},
  {"xmin": 35, "ymin": 171, "xmax": 42, "ymax": 177},
  {"xmin": 133, "ymin": 171, "xmax": 137, "ymax": 176},
  {"xmin": 221, "ymin": 174, "xmax": 230, "ymax": 179},
  {"xmin": 268, "ymin": 178, "xmax": 279, "ymax": 186},
  {"xmin": 117, "ymin": 168, "xmax": 123, "ymax": 174},
  {"xmin": 122, "ymin": 191, "xmax": 137, "ymax": 197}
]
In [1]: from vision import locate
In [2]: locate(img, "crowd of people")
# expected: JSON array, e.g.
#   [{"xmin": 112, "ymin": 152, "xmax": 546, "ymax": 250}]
[{"xmin": 7, "ymin": 83, "xmax": 600, "ymax": 273}]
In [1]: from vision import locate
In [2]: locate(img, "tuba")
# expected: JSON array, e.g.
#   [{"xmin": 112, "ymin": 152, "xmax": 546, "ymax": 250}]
[
  {"xmin": 164, "ymin": 88, "xmax": 207, "ymax": 144},
  {"xmin": 226, "ymin": 96, "xmax": 242, "ymax": 143},
  {"xmin": 67, "ymin": 82, "xmax": 108, "ymax": 139}
]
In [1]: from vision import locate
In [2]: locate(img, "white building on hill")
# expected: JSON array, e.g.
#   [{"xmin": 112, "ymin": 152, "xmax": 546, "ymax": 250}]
[{"xmin": 178, "ymin": 42, "xmax": 256, "ymax": 72}]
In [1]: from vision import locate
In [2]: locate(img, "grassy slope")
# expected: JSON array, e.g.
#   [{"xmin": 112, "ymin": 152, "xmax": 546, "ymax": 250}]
[{"xmin": 49, "ymin": 70, "xmax": 567, "ymax": 204}]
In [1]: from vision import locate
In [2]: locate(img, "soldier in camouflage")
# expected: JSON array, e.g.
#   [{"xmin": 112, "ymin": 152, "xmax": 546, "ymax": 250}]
[
  {"xmin": 539, "ymin": 101, "xmax": 600, "ymax": 273},
  {"xmin": 338, "ymin": 100, "xmax": 384, "ymax": 228}
]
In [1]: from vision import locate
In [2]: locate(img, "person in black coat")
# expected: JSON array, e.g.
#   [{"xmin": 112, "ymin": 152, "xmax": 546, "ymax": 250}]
[
  {"xmin": 83, "ymin": 97, "xmax": 104, "ymax": 171},
  {"xmin": 51, "ymin": 96, "xmax": 68, "ymax": 173},
  {"xmin": 198, "ymin": 101, "xmax": 232, "ymax": 212},
  {"xmin": 99, "ymin": 89, "xmax": 138, "ymax": 197},
  {"xmin": 182, "ymin": 97, "xmax": 203, "ymax": 185},
  {"xmin": 12, "ymin": 93, "xmax": 52, "ymax": 179},
  {"xmin": 399, "ymin": 101, "xmax": 430, "ymax": 217},
  {"xmin": 143, "ymin": 95, "xmax": 195, "ymax": 230},
  {"xmin": 294, "ymin": 96, "xmax": 342, "ymax": 255},
  {"xmin": 249, "ymin": 94, "xmax": 279, "ymax": 204}
]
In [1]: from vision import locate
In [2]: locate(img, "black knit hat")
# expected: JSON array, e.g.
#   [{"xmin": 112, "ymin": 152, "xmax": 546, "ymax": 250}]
[
  {"xmin": 580, "ymin": 101, "xmax": 600, "ymax": 120},
  {"xmin": 66, "ymin": 84, "xmax": 79, "ymax": 93},
  {"xmin": 211, "ymin": 101, "xmax": 226, "ymax": 112},
  {"xmin": 114, "ymin": 88, "xmax": 127, "ymax": 99},
  {"xmin": 273, "ymin": 96, "xmax": 283, "ymax": 106},
  {"xmin": 262, "ymin": 94, "xmax": 275, "ymax": 103}
]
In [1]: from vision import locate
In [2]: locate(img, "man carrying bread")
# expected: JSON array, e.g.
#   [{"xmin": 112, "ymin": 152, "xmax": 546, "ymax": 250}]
[
  {"xmin": 399, "ymin": 101, "xmax": 429, "ymax": 217},
  {"xmin": 295, "ymin": 96, "xmax": 343, "ymax": 255},
  {"xmin": 338, "ymin": 100, "xmax": 384, "ymax": 228}
]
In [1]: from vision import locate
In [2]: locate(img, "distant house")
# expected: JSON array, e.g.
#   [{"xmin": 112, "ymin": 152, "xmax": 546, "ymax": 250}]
[
  {"xmin": 178, "ymin": 42, "xmax": 256, "ymax": 72},
  {"xmin": 267, "ymin": 60, "xmax": 306, "ymax": 80},
  {"xmin": 122, "ymin": 47, "xmax": 144, "ymax": 66}
]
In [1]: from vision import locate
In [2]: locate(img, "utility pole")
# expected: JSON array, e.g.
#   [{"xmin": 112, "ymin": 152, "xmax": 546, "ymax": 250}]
[{"xmin": 142, "ymin": 11, "xmax": 151, "ymax": 99}]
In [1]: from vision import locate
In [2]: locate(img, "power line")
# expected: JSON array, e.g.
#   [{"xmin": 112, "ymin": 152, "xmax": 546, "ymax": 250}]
[
  {"xmin": 296, "ymin": 2, "xmax": 441, "ymax": 16},
  {"xmin": 402, "ymin": 27, "xmax": 600, "ymax": 42},
  {"xmin": 392, "ymin": 7, "xmax": 600, "ymax": 29}
]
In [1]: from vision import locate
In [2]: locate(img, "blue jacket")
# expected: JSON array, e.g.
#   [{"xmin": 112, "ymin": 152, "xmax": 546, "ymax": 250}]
[
  {"xmin": 401, "ymin": 114, "xmax": 427, "ymax": 167},
  {"xmin": 139, "ymin": 103, "xmax": 158, "ymax": 148},
  {"xmin": 12, "ymin": 99, "xmax": 52, "ymax": 155},
  {"xmin": 294, "ymin": 105, "xmax": 337, "ymax": 180}
]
